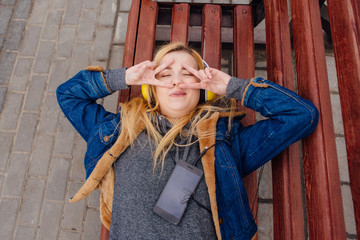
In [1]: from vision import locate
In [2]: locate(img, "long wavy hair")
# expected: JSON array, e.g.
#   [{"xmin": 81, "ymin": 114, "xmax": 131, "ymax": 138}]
[{"xmin": 119, "ymin": 43, "xmax": 237, "ymax": 171}]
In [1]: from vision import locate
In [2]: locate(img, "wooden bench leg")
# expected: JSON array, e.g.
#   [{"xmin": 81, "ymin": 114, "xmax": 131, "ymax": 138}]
[{"xmin": 100, "ymin": 224, "xmax": 109, "ymax": 240}]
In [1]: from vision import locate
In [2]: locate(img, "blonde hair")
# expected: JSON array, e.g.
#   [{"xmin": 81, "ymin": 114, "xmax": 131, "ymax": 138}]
[{"xmin": 119, "ymin": 42, "xmax": 237, "ymax": 171}]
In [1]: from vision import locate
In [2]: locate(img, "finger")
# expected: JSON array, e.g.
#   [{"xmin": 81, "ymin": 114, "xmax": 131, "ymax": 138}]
[
  {"xmin": 153, "ymin": 59, "xmax": 174, "ymax": 75},
  {"xmin": 198, "ymin": 70, "xmax": 208, "ymax": 80},
  {"xmin": 135, "ymin": 60, "xmax": 151, "ymax": 68},
  {"xmin": 181, "ymin": 63, "xmax": 201, "ymax": 79},
  {"xmin": 205, "ymin": 68, "xmax": 212, "ymax": 79},
  {"xmin": 149, "ymin": 79, "xmax": 174, "ymax": 88},
  {"xmin": 178, "ymin": 82, "xmax": 202, "ymax": 90}
]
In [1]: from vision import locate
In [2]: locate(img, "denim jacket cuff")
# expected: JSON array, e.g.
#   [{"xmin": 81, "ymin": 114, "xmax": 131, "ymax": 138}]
[{"xmin": 242, "ymin": 77, "xmax": 269, "ymax": 106}]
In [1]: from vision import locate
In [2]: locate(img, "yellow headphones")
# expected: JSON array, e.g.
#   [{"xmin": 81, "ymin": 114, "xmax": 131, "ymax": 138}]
[{"xmin": 141, "ymin": 60, "xmax": 216, "ymax": 103}]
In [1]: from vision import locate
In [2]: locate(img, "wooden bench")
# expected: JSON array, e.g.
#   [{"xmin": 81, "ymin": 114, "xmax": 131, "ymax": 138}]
[{"xmin": 99, "ymin": 0, "xmax": 360, "ymax": 239}]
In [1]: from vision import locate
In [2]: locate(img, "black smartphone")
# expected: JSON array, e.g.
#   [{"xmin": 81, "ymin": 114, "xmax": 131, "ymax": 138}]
[{"xmin": 153, "ymin": 160, "xmax": 203, "ymax": 225}]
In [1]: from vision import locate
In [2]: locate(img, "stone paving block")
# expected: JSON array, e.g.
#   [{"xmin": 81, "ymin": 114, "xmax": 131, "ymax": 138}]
[
  {"xmin": 213, "ymin": 0, "xmax": 231, "ymax": 3},
  {"xmin": 3, "ymin": 154, "xmax": 29, "ymax": 197},
  {"xmin": 4, "ymin": 20, "xmax": 26, "ymax": 50},
  {"xmin": 15, "ymin": 225, "xmax": 36, "ymax": 240},
  {"xmin": 59, "ymin": 230, "xmax": 82, "ymax": 240},
  {"xmin": 0, "ymin": 51, "xmax": 17, "ymax": 84},
  {"xmin": 3, "ymin": 0, "xmax": 16, "ymax": 4},
  {"xmin": 341, "ymin": 184, "xmax": 357, "ymax": 235},
  {"xmin": 10, "ymin": 58, "xmax": 33, "ymax": 91},
  {"xmin": 24, "ymin": 75, "xmax": 47, "ymax": 111},
  {"xmin": 13, "ymin": 0, "xmax": 32, "ymax": 19},
  {"xmin": 55, "ymin": 26, "xmax": 76, "ymax": 58},
  {"xmin": 119, "ymin": 0, "xmax": 132, "ymax": 11},
  {"xmin": 50, "ymin": 0, "xmax": 66, "ymax": 8},
  {"xmin": 0, "ymin": 132, "xmax": 14, "ymax": 172},
  {"xmin": 20, "ymin": 25, "xmax": 41, "ymax": 56},
  {"xmin": 49, "ymin": 60, "xmax": 69, "ymax": 93},
  {"xmin": 232, "ymin": 0, "xmax": 251, "ymax": 4},
  {"xmin": 0, "ymin": 93, "xmax": 24, "ymax": 130},
  {"xmin": 113, "ymin": 12, "xmax": 128, "ymax": 44},
  {"xmin": 42, "ymin": 9, "xmax": 63, "ymax": 40},
  {"xmin": 103, "ymin": 90, "xmax": 118, "ymax": 113},
  {"xmin": 38, "ymin": 95, "xmax": 60, "ymax": 133},
  {"xmin": 109, "ymin": 45, "xmax": 124, "ymax": 69},
  {"xmin": 34, "ymin": 41, "xmax": 56, "ymax": 73},
  {"xmin": 0, "ymin": 6, "xmax": 13, "ymax": 35},
  {"xmin": 84, "ymin": 208, "xmax": 101, "ymax": 240},
  {"xmin": 330, "ymin": 93, "xmax": 344, "ymax": 135},
  {"xmin": 69, "ymin": 42, "xmax": 92, "ymax": 76},
  {"xmin": 14, "ymin": 113, "xmax": 38, "ymax": 152},
  {"xmin": 326, "ymin": 56, "xmax": 338, "ymax": 92},
  {"xmin": 29, "ymin": 134, "xmax": 54, "ymax": 176},
  {"xmin": 88, "ymin": 189, "xmax": 100, "ymax": 208},
  {"xmin": 258, "ymin": 161, "xmax": 273, "ymax": 200},
  {"xmin": 38, "ymin": 201, "xmax": 63, "ymax": 240},
  {"xmin": 54, "ymin": 114, "xmax": 76, "ymax": 156},
  {"xmin": 0, "ymin": 198, "xmax": 20, "ymax": 240},
  {"xmin": 257, "ymin": 202, "xmax": 273, "ymax": 239},
  {"xmin": 93, "ymin": 27, "xmax": 113, "ymax": 61},
  {"xmin": 99, "ymin": 0, "xmax": 117, "ymax": 26},
  {"xmin": 20, "ymin": 178, "xmax": 46, "ymax": 225},
  {"xmin": 78, "ymin": 10, "xmax": 97, "ymax": 41},
  {"xmin": 62, "ymin": 181, "xmax": 86, "ymax": 229},
  {"xmin": 29, "ymin": 0, "xmax": 50, "ymax": 25},
  {"xmin": 63, "ymin": 0, "xmax": 83, "ymax": 25},
  {"xmin": 0, "ymin": 174, "xmax": 4, "ymax": 189},
  {"xmin": 85, "ymin": 0, "xmax": 101, "ymax": 9},
  {"xmin": 0, "ymin": 87, "xmax": 6, "ymax": 111},
  {"xmin": 45, "ymin": 157, "xmax": 70, "ymax": 201},
  {"xmin": 70, "ymin": 134, "xmax": 86, "ymax": 180},
  {"xmin": 255, "ymin": 69, "xmax": 267, "ymax": 79},
  {"xmin": 336, "ymin": 137, "xmax": 350, "ymax": 183},
  {"xmin": 255, "ymin": 60, "xmax": 267, "ymax": 69}
]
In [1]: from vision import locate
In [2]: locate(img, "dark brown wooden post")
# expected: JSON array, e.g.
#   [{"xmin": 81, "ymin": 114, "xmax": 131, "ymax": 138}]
[
  {"xmin": 117, "ymin": 0, "xmax": 141, "ymax": 105},
  {"xmin": 290, "ymin": 0, "xmax": 346, "ymax": 239},
  {"xmin": 327, "ymin": 0, "xmax": 360, "ymax": 236},
  {"xmin": 201, "ymin": 4, "xmax": 221, "ymax": 69},
  {"xmin": 130, "ymin": 0, "xmax": 158, "ymax": 99},
  {"xmin": 263, "ymin": 0, "xmax": 305, "ymax": 239},
  {"xmin": 171, "ymin": 3, "xmax": 190, "ymax": 45},
  {"xmin": 233, "ymin": 5, "xmax": 258, "ymax": 231}
]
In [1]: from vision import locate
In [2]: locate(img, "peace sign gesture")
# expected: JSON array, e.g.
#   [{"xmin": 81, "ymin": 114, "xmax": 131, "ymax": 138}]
[
  {"xmin": 125, "ymin": 60, "xmax": 175, "ymax": 88},
  {"xmin": 178, "ymin": 63, "xmax": 232, "ymax": 96}
]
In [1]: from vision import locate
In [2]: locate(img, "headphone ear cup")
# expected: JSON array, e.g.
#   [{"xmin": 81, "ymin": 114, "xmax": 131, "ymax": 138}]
[{"xmin": 141, "ymin": 85, "xmax": 148, "ymax": 101}]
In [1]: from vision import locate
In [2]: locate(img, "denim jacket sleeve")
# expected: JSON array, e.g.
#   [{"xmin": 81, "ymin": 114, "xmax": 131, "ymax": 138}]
[
  {"xmin": 227, "ymin": 77, "xmax": 319, "ymax": 177},
  {"xmin": 56, "ymin": 67, "xmax": 127, "ymax": 141}
]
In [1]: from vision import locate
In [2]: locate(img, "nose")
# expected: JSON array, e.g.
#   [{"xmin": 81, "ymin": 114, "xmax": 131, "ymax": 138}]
[{"xmin": 172, "ymin": 74, "xmax": 184, "ymax": 86}]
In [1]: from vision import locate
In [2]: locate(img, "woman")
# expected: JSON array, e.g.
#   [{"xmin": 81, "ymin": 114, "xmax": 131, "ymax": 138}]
[{"xmin": 57, "ymin": 43, "xmax": 318, "ymax": 240}]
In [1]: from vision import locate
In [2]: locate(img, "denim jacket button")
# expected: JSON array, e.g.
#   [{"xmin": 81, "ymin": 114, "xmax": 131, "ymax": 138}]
[
  {"xmin": 219, "ymin": 217, "xmax": 223, "ymax": 224},
  {"xmin": 103, "ymin": 136, "xmax": 110, "ymax": 142}
]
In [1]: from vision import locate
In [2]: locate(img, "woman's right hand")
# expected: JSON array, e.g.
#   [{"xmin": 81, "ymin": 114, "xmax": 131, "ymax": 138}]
[{"xmin": 125, "ymin": 60, "xmax": 174, "ymax": 87}]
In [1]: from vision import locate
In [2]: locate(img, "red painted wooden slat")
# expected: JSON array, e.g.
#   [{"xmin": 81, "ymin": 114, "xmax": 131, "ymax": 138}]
[
  {"xmin": 263, "ymin": 0, "xmax": 305, "ymax": 239},
  {"xmin": 131, "ymin": 0, "xmax": 158, "ymax": 99},
  {"xmin": 171, "ymin": 3, "xmax": 190, "ymax": 45},
  {"xmin": 201, "ymin": 4, "xmax": 221, "ymax": 69},
  {"xmin": 290, "ymin": 0, "xmax": 346, "ymax": 239},
  {"xmin": 117, "ymin": 0, "xmax": 141, "ymax": 106},
  {"xmin": 327, "ymin": 0, "xmax": 360, "ymax": 236},
  {"xmin": 233, "ymin": 6, "xmax": 258, "ymax": 233}
]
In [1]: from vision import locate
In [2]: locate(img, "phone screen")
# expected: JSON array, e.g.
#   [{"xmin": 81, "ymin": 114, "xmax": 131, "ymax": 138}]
[{"xmin": 153, "ymin": 160, "xmax": 203, "ymax": 225}]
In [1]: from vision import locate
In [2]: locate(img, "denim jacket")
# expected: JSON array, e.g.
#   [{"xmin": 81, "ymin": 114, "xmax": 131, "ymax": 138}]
[{"xmin": 57, "ymin": 67, "xmax": 318, "ymax": 240}]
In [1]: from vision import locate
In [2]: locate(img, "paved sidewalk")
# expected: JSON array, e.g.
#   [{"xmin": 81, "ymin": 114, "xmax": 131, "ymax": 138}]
[{"xmin": 0, "ymin": 0, "xmax": 129, "ymax": 239}]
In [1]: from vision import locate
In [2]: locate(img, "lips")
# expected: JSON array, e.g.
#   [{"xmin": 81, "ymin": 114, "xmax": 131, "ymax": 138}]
[{"xmin": 170, "ymin": 91, "xmax": 187, "ymax": 97}]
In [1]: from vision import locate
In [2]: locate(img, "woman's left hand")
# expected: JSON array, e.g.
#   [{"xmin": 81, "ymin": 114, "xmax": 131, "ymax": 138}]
[{"xmin": 179, "ymin": 63, "xmax": 231, "ymax": 96}]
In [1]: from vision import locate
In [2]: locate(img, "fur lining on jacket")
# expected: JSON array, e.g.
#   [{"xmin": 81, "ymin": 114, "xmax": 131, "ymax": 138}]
[{"xmin": 69, "ymin": 111, "xmax": 243, "ymax": 239}]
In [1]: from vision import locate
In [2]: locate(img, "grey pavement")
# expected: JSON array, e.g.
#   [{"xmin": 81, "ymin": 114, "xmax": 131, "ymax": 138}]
[{"xmin": 0, "ymin": 0, "xmax": 357, "ymax": 240}]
